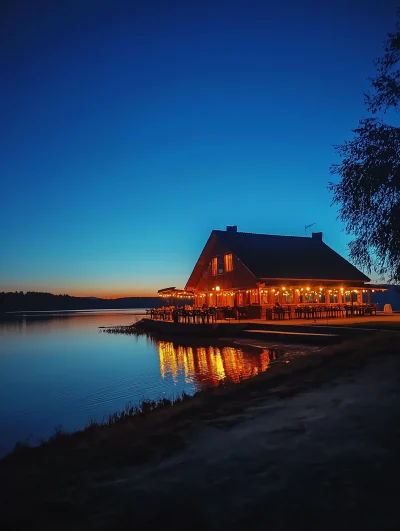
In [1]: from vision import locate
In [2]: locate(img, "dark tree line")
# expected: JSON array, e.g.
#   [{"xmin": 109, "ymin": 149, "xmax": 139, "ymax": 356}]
[{"xmin": 0, "ymin": 292, "xmax": 163, "ymax": 313}]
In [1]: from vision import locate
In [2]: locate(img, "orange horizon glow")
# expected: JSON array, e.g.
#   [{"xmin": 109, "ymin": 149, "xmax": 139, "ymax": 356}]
[
  {"xmin": 1, "ymin": 287, "xmax": 160, "ymax": 299},
  {"xmin": 62, "ymin": 290, "xmax": 159, "ymax": 299}
]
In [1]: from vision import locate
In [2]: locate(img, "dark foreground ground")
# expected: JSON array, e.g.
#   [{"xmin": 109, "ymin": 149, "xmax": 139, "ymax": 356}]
[{"xmin": 1, "ymin": 333, "xmax": 400, "ymax": 530}]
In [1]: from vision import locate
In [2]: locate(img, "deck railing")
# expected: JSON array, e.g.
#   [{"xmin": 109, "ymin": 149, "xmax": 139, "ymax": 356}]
[{"xmin": 146, "ymin": 304, "xmax": 378, "ymax": 323}]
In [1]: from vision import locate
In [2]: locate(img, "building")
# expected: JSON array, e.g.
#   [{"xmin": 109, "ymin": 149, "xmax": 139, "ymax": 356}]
[{"xmin": 185, "ymin": 225, "xmax": 378, "ymax": 316}]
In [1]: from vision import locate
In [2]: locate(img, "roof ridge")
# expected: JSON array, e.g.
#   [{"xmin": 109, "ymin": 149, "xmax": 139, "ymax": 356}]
[{"xmin": 215, "ymin": 230, "xmax": 311, "ymax": 239}]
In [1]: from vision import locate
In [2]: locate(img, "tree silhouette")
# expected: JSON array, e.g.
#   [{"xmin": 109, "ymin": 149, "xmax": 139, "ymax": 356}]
[{"xmin": 329, "ymin": 11, "xmax": 400, "ymax": 282}]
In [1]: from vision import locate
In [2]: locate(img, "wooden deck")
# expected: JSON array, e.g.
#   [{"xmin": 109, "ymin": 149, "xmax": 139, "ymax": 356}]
[
  {"xmin": 216, "ymin": 313, "xmax": 400, "ymax": 329},
  {"xmin": 137, "ymin": 313, "xmax": 400, "ymax": 344}
]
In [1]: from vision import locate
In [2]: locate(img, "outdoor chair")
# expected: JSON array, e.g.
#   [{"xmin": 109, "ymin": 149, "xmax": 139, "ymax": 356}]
[
  {"xmin": 237, "ymin": 308, "xmax": 248, "ymax": 321},
  {"xmin": 294, "ymin": 307, "xmax": 303, "ymax": 319},
  {"xmin": 284, "ymin": 307, "xmax": 292, "ymax": 319},
  {"xmin": 265, "ymin": 308, "xmax": 273, "ymax": 320},
  {"xmin": 223, "ymin": 308, "xmax": 235, "ymax": 320},
  {"xmin": 272, "ymin": 307, "xmax": 285, "ymax": 320},
  {"xmin": 302, "ymin": 306, "xmax": 313, "ymax": 319}
]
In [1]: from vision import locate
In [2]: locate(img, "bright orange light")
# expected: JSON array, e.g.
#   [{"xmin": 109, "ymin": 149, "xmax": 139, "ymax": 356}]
[{"xmin": 158, "ymin": 341, "xmax": 275, "ymax": 387}]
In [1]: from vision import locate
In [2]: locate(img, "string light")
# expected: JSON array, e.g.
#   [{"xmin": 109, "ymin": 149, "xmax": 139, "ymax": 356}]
[{"xmin": 162, "ymin": 283, "xmax": 376, "ymax": 310}]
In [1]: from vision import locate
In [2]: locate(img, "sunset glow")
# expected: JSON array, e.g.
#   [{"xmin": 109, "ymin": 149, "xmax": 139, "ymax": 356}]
[{"xmin": 1, "ymin": 2, "xmax": 392, "ymax": 296}]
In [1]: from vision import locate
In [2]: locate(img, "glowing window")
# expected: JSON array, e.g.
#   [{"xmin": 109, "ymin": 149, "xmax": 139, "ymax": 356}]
[
  {"xmin": 282, "ymin": 289, "xmax": 294, "ymax": 303},
  {"xmin": 212, "ymin": 256, "xmax": 225, "ymax": 275},
  {"xmin": 261, "ymin": 291, "xmax": 269, "ymax": 304},
  {"xmin": 224, "ymin": 253, "xmax": 233, "ymax": 272},
  {"xmin": 211, "ymin": 257, "xmax": 218, "ymax": 276}
]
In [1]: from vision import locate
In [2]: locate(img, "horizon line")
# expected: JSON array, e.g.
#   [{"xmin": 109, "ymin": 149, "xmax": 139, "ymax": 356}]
[{"xmin": 1, "ymin": 290, "xmax": 160, "ymax": 299}]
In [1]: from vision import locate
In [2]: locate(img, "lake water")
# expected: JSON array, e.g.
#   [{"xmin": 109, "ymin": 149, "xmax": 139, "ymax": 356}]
[{"xmin": 0, "ymin": 309, "xmax": 283, "ymax": 456}]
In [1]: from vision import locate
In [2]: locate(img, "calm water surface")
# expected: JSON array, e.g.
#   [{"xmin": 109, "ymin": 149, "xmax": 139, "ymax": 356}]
[{"xmin": 0, "ymin": 309, "xmax": 283, "ymax": 455}]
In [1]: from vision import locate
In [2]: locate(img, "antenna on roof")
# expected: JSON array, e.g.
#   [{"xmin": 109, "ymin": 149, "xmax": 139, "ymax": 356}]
[{"xmin": 305, "ymin": 222, "xmax": 316, "ymax": 236}]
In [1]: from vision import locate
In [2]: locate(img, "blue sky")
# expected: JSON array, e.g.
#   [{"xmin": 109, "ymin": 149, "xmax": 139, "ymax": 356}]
[{"xmin": 1, "ymin": 0, "xmax": 397, "ymax": 296}]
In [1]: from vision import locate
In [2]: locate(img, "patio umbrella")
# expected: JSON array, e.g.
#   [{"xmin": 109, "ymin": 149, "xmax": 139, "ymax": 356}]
[{"xmin": 157, "ymin": 287, "xmax": 194, "ymax": 307}]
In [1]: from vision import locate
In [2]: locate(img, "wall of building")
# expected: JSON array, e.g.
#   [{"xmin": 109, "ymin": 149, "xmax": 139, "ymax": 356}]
[{"xmin": 193, "ymin": 237, "xmax": 257, "ymax": 293}]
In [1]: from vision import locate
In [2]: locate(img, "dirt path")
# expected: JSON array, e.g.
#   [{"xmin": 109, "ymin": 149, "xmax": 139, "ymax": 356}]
[{"xmin": 108, "ymin": 353, "xmax": 400, "ymax": 531}]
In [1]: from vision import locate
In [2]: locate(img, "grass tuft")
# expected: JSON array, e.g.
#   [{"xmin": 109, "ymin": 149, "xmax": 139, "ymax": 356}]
[{"xmin": 10, "ymin": 390, "xmax": 195, "ymax": 454}]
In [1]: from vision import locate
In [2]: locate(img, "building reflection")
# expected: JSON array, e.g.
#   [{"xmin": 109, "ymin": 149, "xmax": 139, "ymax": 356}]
[{"xmin": 157, "ymin": 341, "xmax": 279, "ymax": 387}]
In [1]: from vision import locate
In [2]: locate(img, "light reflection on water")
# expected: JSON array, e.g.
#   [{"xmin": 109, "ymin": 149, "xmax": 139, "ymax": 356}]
[
  {"xmin": 158, "ymin": 341, "xmax": 278, "ymax": 386},
  {"xmin": 0, "ymin": 310, "xmax": 284, "ymax": 455}
]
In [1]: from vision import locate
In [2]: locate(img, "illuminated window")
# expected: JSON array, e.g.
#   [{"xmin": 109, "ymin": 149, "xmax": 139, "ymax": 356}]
[
  {"xmin": 261, "ymin": 291, "xmax": 269, "ymax": 304},
  {"xmin": 329, "ymin": 291, "xmax": 338, "ymax": 303},
  {"xmin": 250, "ymin": 290, "xmax": 259, "ymax": 304},
  {"xmin": 224, "ymin": 253, "xmax": 233, "ymax": 272},
  {"xmin": 282, "ymin": 289, "xmax": 293, "ymax": 303},
  {"xmin": 212, "ymin": 256, "xmax": 224, "ymax": 275},
  {"xmin": 305, "ymin": 291, "xmax": 318, "ymax": 303},
  {"xmin": 344, "ymin": 291, "xmax": 352, "ymax": 303},
  {"xmin": 211, "ymin": 257, "xmax": 218, "ymax": 276}
]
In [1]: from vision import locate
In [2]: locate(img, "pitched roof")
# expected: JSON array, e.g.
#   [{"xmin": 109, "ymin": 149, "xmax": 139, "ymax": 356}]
[{"xmin": 213, "ymin": 230, "xmax": 369, "ymax": 282}]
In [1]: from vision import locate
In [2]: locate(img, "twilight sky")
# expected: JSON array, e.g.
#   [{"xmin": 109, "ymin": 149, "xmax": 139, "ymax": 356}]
[{"xmin": 1, "ymin": 0, "xmax": 397, "ymax": 297}]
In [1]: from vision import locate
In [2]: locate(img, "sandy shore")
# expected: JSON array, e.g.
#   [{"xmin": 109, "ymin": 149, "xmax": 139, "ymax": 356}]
[{"xmin": 1, "ymin": 333, "xmax": 400, "ymax": 530}]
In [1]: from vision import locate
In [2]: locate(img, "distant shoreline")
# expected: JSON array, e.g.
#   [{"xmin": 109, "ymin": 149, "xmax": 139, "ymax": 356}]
[
  {"xmin": 0, "ymin": 291, "xmax": 165, "ymax": 313},
  {"xmin": 4, "ymin": 308, "xmax": 148, "ymax": 315}
]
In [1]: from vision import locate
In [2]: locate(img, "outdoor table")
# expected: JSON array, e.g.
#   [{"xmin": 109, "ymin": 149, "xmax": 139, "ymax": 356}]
[
  {"xmin": 329, "ymin": 305, "xmax": 345, "ymax": 318},
  {"xmin": 151, "ymin": 309, "xmax": 173, "ymax": 320},
  {"xmin": 349, "ymin": 305, "xmax": 368, "ymax": 317},
  {"xmin": 344, "ymin": 305, "xmax": 360, "ymax": 317},
  {"xmin": 302, "ymin": 306, "xmax": 313, "ymax": 319},
  {"xmin": 294, "ymin": 307, "xmax": 303, "ymax": 319},
  {"xmin": 284, "ymin": 307, "xmax": 292, "ymax": 319},
  {"xmin": 272, "ymin": 307, "xmax": 286, "ymax": 320},
  {"xmin": 203, "ymin": 309, "xmax": 216, "ymax": 323},
  {"xmin": 365, "ymin": 304, "xmax": 377, "ymax": 315},
  {"xmin": 326, "ymin": 306, "xmax": 337, "ymax": 318}
]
